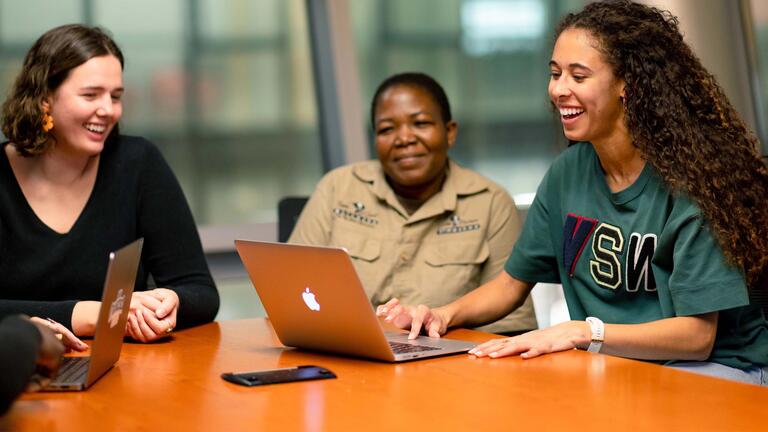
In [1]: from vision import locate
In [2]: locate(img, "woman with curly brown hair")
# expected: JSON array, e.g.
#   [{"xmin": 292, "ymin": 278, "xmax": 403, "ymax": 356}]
[{"xmin": 378, "ymin": 0, "xmax": 768, "ymax": 385}]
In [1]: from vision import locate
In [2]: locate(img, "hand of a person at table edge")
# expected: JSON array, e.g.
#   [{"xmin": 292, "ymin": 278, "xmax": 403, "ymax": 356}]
[{"xmin": 469, "ymin": 320, "xmax": 590, "ymax": 359}]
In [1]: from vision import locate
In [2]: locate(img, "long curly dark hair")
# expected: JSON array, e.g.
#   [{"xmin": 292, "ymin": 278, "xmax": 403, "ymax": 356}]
[{"xmin": 556, "ymin": 0, "xmax": 768, "ymax": 292}]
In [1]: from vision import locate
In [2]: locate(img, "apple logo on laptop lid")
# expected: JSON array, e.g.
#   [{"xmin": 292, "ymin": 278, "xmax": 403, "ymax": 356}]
[{"xmin": 302, "ymin": 287, "xmax": 321, "ymax": 311}]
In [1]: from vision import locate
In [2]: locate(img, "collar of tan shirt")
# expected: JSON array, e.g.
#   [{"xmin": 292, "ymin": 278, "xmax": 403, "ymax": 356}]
[{"xmin": 351, "ymin": 159, "xmax": 488, "ymax": 223}]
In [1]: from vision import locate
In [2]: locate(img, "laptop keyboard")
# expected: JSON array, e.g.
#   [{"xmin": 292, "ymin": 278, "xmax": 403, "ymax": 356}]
[
  {"xmin": 389, "ymin": 341, "xmax": 441, "ymax": 354},
  {"xmin": 53, "ymin": 357, "xmax": 90, "ymax": 384}
]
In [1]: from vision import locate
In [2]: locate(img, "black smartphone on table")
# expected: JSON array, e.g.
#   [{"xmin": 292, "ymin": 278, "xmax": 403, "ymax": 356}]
[{"xmin": 221, "ymin": 365, "xmax": 336, "ymax": 387}]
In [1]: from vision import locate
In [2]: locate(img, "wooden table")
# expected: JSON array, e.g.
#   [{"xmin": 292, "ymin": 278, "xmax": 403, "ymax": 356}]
[{"xmin": 4, "ymin": 318, "xmax": 767, "ymax": 431}]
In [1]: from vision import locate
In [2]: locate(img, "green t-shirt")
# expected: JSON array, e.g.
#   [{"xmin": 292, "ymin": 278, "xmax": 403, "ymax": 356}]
[{"xmin": 505, "ymin": 142, "xmax": 768, "ymax": 369}]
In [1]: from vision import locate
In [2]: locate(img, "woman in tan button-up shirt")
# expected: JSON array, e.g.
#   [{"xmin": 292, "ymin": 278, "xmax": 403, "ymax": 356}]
[{"xmin": 290, "ymin": 72, "xmax": 536, "ymax": 334}]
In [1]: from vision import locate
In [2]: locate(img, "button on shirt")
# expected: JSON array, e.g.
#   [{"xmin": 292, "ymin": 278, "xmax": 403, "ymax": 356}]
[{"xmin": 289, "ymin": 160, "xmax": 537, "ymax": 333}]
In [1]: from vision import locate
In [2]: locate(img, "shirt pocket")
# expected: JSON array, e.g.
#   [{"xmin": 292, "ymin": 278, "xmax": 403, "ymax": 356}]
[
  {"xmin": 415, "ymin": 241, "xmax": 490, "ymax": 305},
  {"xmin": 424, "ymin": 240, "xmax": 489, "ymax": 267},
  {"xmin": 329, "ymin": 229, "xmax": 381, "ymax": 262}
]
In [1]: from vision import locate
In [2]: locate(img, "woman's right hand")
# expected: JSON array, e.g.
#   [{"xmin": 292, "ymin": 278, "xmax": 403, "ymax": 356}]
[{"xmin": 376, "ymin": 298, "xmax": 450, "ymax": 339}]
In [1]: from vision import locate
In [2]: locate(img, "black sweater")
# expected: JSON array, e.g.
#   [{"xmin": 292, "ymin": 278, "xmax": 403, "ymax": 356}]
[{"xmin": 0, "ymin": 135, "xmax": 219, "ymax": 330}]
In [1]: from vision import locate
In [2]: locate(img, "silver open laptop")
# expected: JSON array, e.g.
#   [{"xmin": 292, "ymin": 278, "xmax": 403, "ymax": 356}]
[
  {"xmin": 235, "ymin": 240, "xmax": 476, "ymax": 362},
  {"xmin": 43, "ymin": 238, "xmax": 143, "ymax": 391}
]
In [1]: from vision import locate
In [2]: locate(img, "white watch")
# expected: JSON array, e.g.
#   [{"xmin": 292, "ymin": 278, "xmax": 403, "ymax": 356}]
[{"xmin": 585, "ymin": 317, "xmax": 604, "ymax": 353}]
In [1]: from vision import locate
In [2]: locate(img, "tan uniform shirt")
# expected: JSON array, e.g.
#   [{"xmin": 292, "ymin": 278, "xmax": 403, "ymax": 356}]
[{"xmin": 289, "ymin": 160, "xmax": 537, "ymax": 333}]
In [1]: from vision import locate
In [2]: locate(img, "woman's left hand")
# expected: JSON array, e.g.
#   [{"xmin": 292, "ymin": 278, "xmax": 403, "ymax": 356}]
[
  {"xmin": 469, "ymin": 320, "xmax": 590, "ymax": 359},
  {"xmin": 126, "ymin": 288, "xmax": 179, "ymax": 343}
]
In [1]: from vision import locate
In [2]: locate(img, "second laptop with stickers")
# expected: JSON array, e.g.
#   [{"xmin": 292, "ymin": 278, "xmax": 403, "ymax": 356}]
[{"xmin": 43, "ymin": 238, "xmax": 143, "ymax": 391}]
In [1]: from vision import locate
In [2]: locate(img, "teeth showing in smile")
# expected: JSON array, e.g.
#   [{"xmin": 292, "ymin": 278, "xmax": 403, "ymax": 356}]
[
  {"xmin": 559, "ymin": 107, "xmax": 584, "ymax": 118},
  {"xmin": 395, "ymin": 154, "xmax": 422, "ymax": 162},
  {"xmin": 84, "ymin": 123, "xmax": 106, "ymax": 133}
]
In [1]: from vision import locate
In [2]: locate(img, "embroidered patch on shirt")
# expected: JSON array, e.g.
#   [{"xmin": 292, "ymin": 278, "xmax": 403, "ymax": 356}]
[
  {"xmin": 436, "ymin": 214, "xmax": 480, "ymax": 235},
  {"xmin": 332, "ymin": 201, "xmax": 379, "ymax": 226}
]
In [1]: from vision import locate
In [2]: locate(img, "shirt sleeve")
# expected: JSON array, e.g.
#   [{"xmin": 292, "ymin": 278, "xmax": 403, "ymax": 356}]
[
  {"xmin": 136, "ymin": 142, "xmax": 219, "ymax": 328},
  {"xmin": 665, "ymin": 214, "xmax": 749, "ymax": 316},
  {"xmin": 0, "ymin": 315, "xmax": 42, "ymax": 416},
  {"xmin": 504, "ymin": 169, "xmax": 561, "ymax": 284},
  {"xmin": 0, "ymin": 300, "xmax": 78, "ymax": 329},
  {"xmin": 288, "ymin": 171, "xmax": 336, "ymax": 246}
]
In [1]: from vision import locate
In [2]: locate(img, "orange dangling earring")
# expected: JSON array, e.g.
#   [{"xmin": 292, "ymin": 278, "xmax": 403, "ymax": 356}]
[{"xmin": 42, "ymin": 108, "xmax": 54, "ymax": 132}]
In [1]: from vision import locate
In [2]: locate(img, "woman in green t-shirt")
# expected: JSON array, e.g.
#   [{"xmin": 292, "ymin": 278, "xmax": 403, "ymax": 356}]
[{"xmin": 378, "ymin": 0, "xmax": 768, "ymax": 385}]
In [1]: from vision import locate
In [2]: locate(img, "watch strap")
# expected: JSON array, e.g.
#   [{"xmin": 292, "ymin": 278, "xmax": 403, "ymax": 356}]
[{"xmin": 586, "ymin": 316, "xmax": 604, "ymax": 353}]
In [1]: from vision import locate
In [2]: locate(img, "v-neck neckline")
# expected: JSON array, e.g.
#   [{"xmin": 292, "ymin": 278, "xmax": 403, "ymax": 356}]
[{"xmin": 1, "ymin": 142, "xmax": 104, "ymax": 236}]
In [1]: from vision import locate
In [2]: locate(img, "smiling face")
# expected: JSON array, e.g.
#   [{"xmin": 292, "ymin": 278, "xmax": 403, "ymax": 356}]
[
  {"xmin": 373, "ymin": 84, "xmax": 457, "ymax": 199},
  {"xmin": 548, "ymin": 28, "xmax": 626, "ymax": 145},
  {"xmin": 45, "ymin": 55, "xmax": 123, "ymax": 157}
]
